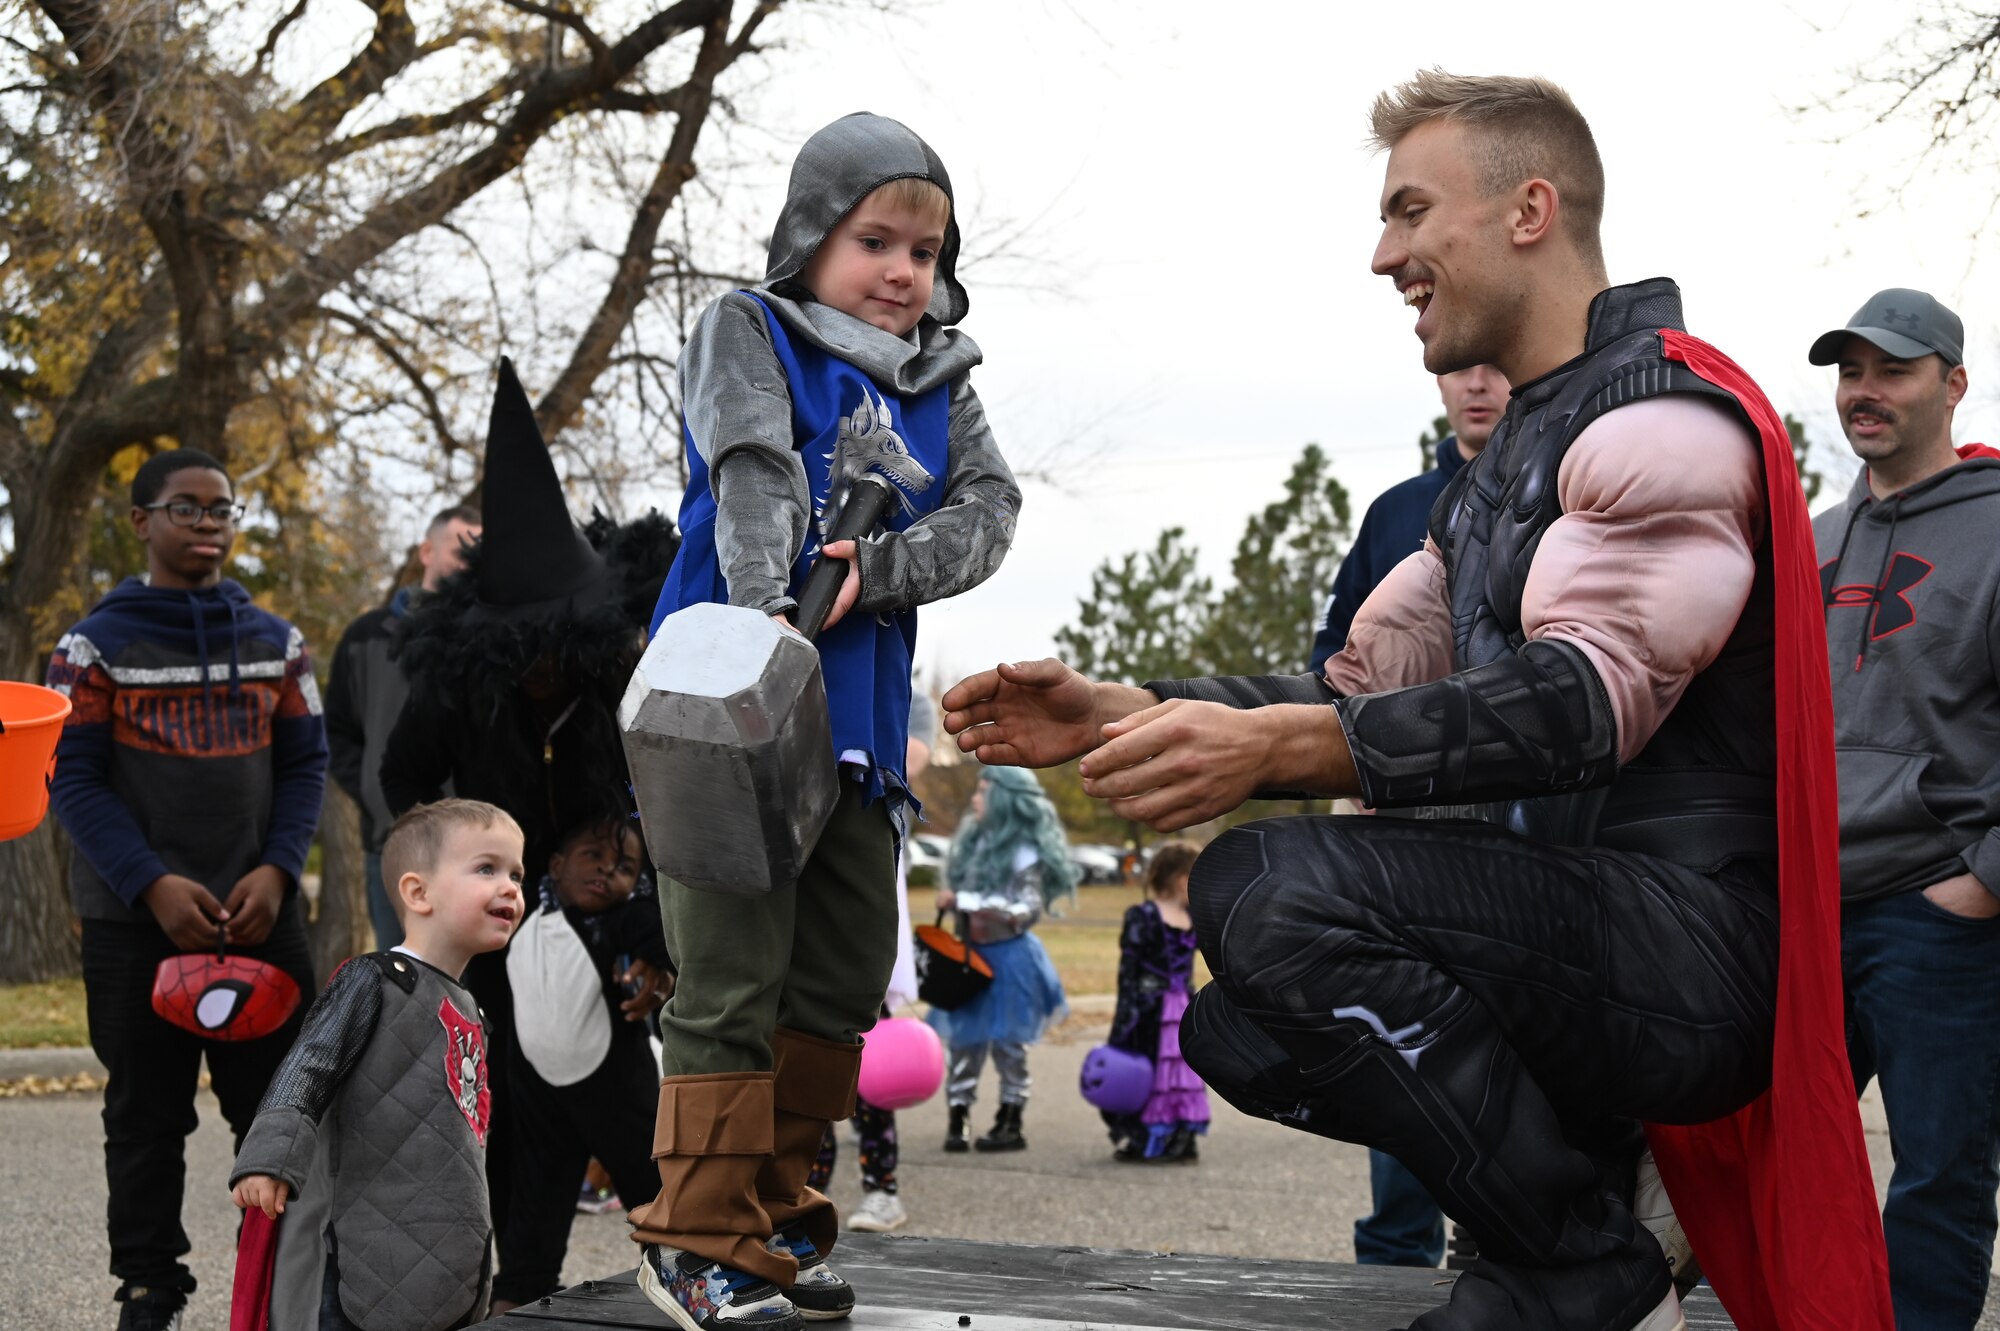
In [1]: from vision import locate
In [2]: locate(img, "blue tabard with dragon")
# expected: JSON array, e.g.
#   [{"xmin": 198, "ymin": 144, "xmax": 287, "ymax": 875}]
[{"xmin": 654, "ymin": 295, "xmax": 949, "ymax": 804}]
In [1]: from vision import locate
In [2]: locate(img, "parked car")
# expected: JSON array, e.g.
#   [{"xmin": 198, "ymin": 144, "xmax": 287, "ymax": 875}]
[
  {"xmin": 1069, "ymin": 843, "xmax": 1125, "ymax": 884},
  {"xmin": 907, "ymin": 833, "xmax": 951, "ymax": 874}
]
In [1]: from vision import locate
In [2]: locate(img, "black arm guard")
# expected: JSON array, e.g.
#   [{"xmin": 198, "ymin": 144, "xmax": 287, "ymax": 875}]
[
  {"xmin": 1335, "ymin": 638, "xmax": 1620, "ymax": 808},
  {"xmin": 1142, "ymin": 673, "xmax": 1338, "ymax": 709}
]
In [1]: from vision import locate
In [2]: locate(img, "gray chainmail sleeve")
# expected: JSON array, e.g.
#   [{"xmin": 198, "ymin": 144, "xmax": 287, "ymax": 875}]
[
  {"xmin": 228, "ymin": 957, "xmax": 384, "ymax": 1195},
  {"xmin": 853, "ymin": 375, "xmax": 1021, "ymax": 615},
  {"xmin": 685, "ymin": 293, "xmax": 811, "ymax": 616}
]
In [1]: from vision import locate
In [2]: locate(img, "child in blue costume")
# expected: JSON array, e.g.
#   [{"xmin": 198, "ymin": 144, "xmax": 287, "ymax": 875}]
[
  {"xmin": 630, "ymin": 112, "xmax": 1021, "ymax": 1331},
  {"xmin": 930, "ymin": 766, "xmax": 1074, "ymax": 1153}
]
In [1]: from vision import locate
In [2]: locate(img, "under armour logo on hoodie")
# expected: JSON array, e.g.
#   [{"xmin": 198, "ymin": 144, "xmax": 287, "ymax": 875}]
[{"xmin": 1821, "ymin": 552, "xmax": 1934, "ymax": 642}]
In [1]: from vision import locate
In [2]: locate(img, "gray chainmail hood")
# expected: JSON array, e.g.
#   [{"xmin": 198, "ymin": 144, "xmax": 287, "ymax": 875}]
[
  {"xmin": 751, "ymin": 112, "xmax": 981, "ymax": 395},
  {"xmin": 766, "ymin": 111, "xmax": 968, "ymax": 325}
]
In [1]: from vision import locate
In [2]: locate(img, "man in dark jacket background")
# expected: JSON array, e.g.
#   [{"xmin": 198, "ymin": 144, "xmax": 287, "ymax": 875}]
[
  {"xmin": 1308, "ymin": 365, "xmax": 1508, "ymax": 677},
  {"xmin": 1304, "ymin": 363, "xmax": 1507, "ymax": 1268},
  {"xmin": 323, "ymin": 504, "xmax": 480, "ymax": 948},
  {"xmin": 1811, "ymin": 288, "xmax": 2000, "ymax": 1331}
]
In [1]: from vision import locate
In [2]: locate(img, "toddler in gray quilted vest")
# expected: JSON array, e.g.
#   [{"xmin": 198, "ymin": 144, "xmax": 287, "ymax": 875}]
[{"xmin": 230, "ymin": 799, "xmax": 527, "ymax": 1330}]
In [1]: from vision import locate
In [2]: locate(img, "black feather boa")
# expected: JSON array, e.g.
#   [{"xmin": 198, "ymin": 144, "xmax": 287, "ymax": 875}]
[{"xmin": 393, "ymin": 509, "xmax": 679, "ymax": 729}]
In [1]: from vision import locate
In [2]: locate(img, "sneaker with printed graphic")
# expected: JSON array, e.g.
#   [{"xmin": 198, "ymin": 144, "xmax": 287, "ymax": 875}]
[
  {"xmin": 638, "ymin": 1244, "xmax": 804, "ymax": 1331},
  {"xmin": 767, "ymin": 1224, "xmax": 855, "ymax": 1321}
]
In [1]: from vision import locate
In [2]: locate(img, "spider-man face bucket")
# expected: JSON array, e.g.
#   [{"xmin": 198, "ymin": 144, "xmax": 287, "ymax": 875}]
[{"xmin": 151, "ymin": 926, "xmax": 301, "ymax": 1042}]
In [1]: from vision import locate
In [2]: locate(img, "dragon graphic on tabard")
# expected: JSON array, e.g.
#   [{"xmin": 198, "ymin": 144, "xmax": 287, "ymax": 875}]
[{"xmin": 809, "ymin": 387, "xmax": 936, "ymax": 556}]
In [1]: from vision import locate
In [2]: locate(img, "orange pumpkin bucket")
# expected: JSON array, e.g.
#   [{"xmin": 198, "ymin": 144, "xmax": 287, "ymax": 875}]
[{"xmin": 0, "ymin": 681, "xmax": 72, "ymax": 841}]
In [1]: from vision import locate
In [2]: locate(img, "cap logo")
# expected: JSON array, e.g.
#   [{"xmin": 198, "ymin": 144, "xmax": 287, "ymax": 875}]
[{"xmin": 1880, "ymin": 307, "xmax": 1922, "ymax": 331}]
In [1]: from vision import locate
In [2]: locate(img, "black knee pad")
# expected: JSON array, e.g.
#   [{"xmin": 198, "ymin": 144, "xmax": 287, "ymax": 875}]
[
  {"xmin": 1181, "ymin": 985, "xmax": 1362, "ymax": 1143},
  {"xmin": 1187, "ymin": 825, "xmax": 1268, "ymax": 983},
  {"xmin": 1191, "ymin": 817, "xmax": 1381, "ymax": 1007}
]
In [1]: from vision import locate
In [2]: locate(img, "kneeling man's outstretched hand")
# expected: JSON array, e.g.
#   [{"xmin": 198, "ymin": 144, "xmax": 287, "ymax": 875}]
[{"xmin": 1080, "ymin": 699, "xmax": 1275, "ymax": 833}]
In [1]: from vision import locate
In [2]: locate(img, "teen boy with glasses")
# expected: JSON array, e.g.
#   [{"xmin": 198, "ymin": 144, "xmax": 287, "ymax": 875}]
[{"xmin": 46, "ymin": 447, "xmax": 328, "ymax": 1331}]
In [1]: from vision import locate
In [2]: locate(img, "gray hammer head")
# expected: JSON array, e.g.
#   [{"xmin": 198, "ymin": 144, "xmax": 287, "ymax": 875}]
[{"xmin": 619, "ymin": 602, "xmax": 839, "ymax": 895}]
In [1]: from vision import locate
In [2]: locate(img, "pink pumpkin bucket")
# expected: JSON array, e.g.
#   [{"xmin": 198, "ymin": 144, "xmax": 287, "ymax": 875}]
[
  {"xmin": 0, "ymin": 682, "xmax": 70, "ymax": 841},
  {"xmin": 857, "ymin": 1016, "xmax": 945, "ymax": 1111}
]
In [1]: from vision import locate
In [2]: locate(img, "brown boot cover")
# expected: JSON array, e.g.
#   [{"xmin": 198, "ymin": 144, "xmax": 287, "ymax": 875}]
[
  {"xmin": 757, "ymin": 1028, "xmax": 863, "ymax": 1262},
  {"xmin": 627, "ymin": 1072, "xmax": 797, "ymax": 1287}
]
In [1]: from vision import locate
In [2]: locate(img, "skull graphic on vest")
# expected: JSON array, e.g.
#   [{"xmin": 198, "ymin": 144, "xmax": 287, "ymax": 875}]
[{"xmin": 437, "ymin": 996, "xmax": 490, "ymax": 1145}]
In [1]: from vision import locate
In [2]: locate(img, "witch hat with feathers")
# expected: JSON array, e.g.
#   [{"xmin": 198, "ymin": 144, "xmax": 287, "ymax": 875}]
[{"xmin": 394, "ymin": 357, "xmax": 679, "ymax": 725}]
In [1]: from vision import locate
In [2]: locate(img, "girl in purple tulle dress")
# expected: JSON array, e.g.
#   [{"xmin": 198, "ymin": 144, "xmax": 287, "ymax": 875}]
[{"xmin": 1103, "ymin": 842, "xmax": 1211, "ymax": 1163}]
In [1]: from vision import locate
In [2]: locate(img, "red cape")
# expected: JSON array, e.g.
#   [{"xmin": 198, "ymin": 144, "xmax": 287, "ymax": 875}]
[
  {"xmin": 230, "ymin": 1205, "xmax": 280, "ymax": 1331},
  {"xmin": 1644, "ymin": 331, "xmax": 1893, "ymax": 1329}
]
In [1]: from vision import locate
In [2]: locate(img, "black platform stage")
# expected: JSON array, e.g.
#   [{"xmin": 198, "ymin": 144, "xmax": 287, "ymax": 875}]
[{"xmin": 481, "ymin": 1234, "xmax": 1738, "ymax": 1329}]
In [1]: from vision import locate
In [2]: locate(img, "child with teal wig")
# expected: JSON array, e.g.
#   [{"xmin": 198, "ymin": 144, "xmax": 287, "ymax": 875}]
[{"xmin": 929, "ymin": 766, "xmax": 1073, "ymax": 1152}]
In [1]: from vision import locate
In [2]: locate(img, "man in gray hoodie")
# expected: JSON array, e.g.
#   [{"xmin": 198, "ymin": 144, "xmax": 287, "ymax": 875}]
[{"xmin": 1811, "ymin": 288, "xmax": 2000, "ymax": 1331}]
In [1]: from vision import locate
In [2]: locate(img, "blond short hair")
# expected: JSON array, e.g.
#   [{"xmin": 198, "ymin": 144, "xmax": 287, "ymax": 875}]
[
  {"xmin": 1369, "ymin": 70, "xmax": 1605, "ymax": 270},
  {"xmin": 868, "ymin": 176, "xmax": 950, "ymax": 228},
  {"xmin": 381, "ymin": 799, "xmax": 523, "ymax": 908}
]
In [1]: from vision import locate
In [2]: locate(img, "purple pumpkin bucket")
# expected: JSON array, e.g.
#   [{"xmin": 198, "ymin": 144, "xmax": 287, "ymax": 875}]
[{"xmin": 1079, "ymin": 1043, "xmax": 1152, "ymax": 1115}]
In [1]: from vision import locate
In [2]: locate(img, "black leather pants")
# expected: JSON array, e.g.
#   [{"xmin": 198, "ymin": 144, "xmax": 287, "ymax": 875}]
[{"xmin": 1182, "ymin": 816, "xmax": 1778, "ymax": 1323}]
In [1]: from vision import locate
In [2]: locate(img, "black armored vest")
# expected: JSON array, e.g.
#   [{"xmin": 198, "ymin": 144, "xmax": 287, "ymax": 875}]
[{"xmin": 1360, "ymin": 278, "xmax": 1777, "ymax": 860}]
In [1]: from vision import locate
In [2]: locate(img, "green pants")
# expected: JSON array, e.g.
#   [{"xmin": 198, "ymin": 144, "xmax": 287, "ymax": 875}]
[{"xmin": 657, "ymin": 783, "xmax": 899, "ymax": 1075}]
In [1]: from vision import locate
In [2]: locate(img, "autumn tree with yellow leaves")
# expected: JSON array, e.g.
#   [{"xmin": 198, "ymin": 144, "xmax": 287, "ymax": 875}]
[{"xmin": 0, "ymin": 0, "xmax": 790, "ymax": 980}]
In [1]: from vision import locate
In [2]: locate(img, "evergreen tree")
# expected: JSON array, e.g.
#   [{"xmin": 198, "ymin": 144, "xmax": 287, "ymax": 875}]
[
  {"xmin": 1783, "ymin": 412, "xmax": 1825, "ymax": 504},
  {"xmin": 1053, "ymin": 527, "xmax": 1216, "ymax": 683},
  {"xmin": 1417, "ymin": 413, "xmax": 1450, "ymax": 473},
  {"xmin": 1198, "ymin": 444, "xmax": 1353, "ymax": 675}
]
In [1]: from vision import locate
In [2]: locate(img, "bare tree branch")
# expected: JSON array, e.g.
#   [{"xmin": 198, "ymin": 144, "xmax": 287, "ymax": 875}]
[
  {"xmin": 317, "ymin": 306, "xmax": 465, "ymax": 456},
  {"xmin": 283, "ymin": 0, "xmax": 420, "ymax": 150},
  {"xmin": 321, "ymin": 70, "xmax": 533, "ymax": 165},
  {"xmin": 254, "ymin": 0, "xmax": 312, "ymax": 70},
  {"xmin": 500, "ymin": 0, "xmax": 608, "ymax": 62},
  {"xmin": 537, "ymin": 9, "xmax": 734, "ymax": 437},
  {"xmin": 256, "ymin": 0, "xmax": 730, "ymax": 337}
]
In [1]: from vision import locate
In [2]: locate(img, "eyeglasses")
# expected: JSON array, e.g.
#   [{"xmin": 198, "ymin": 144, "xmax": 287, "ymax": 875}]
[{"xmin": 143, "ymin": 501, "xmax": 246, "ymax": 527}]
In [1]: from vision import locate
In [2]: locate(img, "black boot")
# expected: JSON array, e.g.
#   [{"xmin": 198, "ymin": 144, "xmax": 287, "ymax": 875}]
[
  {"xmin": 975, "ymin": 1102, "xmax": 1026, "ymax": 1152},
  {"xmin": 944, "ymin": 1104, "xmax": 971, "ymax": 1153}
]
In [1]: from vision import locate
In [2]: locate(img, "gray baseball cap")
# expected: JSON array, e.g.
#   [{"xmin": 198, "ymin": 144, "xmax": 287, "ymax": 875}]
[{"xmin": 1809, "ymin": 288, "xmax": 1964, "ymax": 367}]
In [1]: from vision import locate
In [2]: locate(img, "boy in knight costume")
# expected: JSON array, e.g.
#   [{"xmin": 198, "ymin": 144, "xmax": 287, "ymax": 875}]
[
  {"xmin": 630, "ymin": 113, "xmax": 1020, "ymax": 1331},
  {"xmin": 944, "ymin": 73, "xmax": 1893, "ymax": 1331},
  {"xmin": 229, "ymin": 799, "xmax": 526, "ymax": 1331}
]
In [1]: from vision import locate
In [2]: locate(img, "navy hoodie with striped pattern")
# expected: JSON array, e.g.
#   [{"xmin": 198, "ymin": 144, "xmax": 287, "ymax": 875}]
[{"xmin": 45, "ymin": 576, "xmax": 328, "ymax": 922}]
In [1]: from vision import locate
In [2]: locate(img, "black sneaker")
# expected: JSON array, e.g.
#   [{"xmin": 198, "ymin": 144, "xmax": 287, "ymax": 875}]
[
  {"xmin": 114, "ymin": 1280, "xmax": 188, "ymax": 1331},
  {"xmin": 638, "ymin": 1244, "xmax": 805, "ymax": 1331},
  {"xmin": 767, "ymin": 1225, "xmax": 854, "ymax": 1321}
]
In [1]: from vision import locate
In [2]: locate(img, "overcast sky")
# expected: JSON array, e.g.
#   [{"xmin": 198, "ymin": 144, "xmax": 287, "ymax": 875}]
[
  {"xmin": 295, "ymin": 1, "xmax": 1998, "ymax": 686},
  {"xmin": 679, "ymin": 0, "xmax": 1994, "ymax": 690}
]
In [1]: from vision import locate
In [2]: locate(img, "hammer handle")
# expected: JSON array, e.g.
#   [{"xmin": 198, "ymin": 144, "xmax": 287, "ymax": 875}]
[{"xmin": 795, "ymin": 476, "xmax": 896, "ymax": 642}]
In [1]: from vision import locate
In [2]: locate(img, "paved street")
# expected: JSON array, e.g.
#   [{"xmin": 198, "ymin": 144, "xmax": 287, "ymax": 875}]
[{"xmin": 4, "ymin": 1015, "xmax": 1993, "ymax": 1329}]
